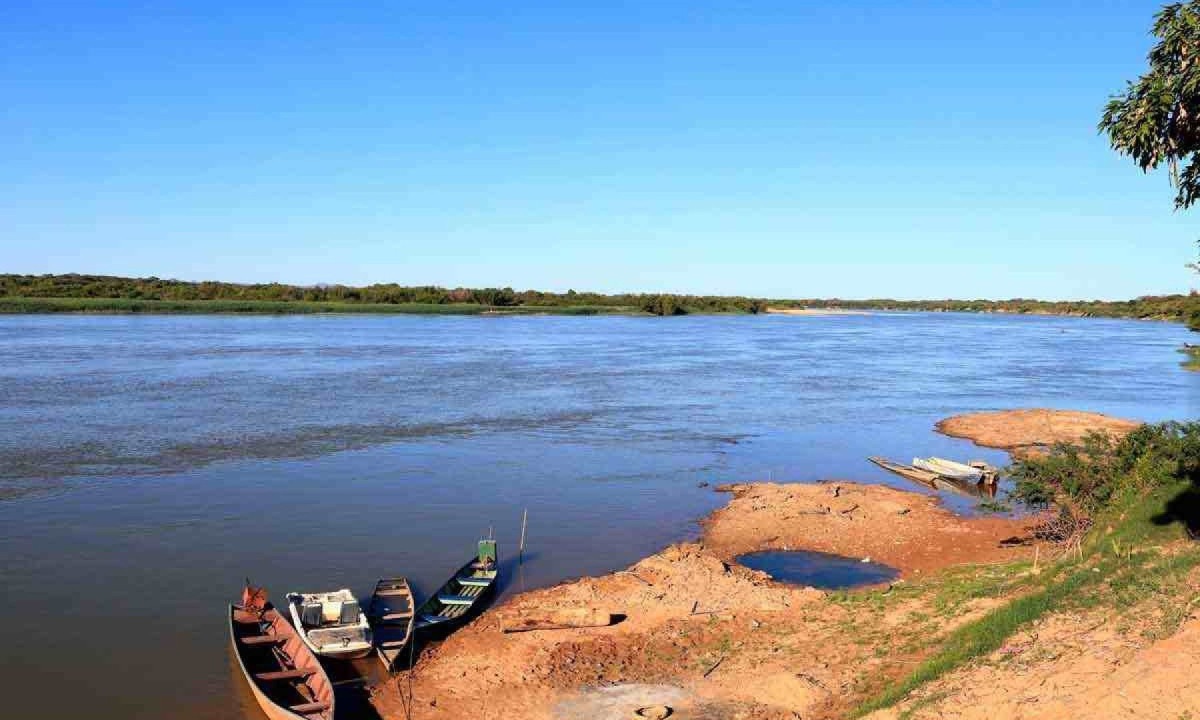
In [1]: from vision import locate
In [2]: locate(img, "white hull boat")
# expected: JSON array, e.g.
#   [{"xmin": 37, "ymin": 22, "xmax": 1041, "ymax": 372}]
[
  {"xmin": 286, "ymin": 589, "xmax": 373, "ymax": 660},
  {"xmin": 912, "ymin": 457, "xmax": 984, "ymax": 482}
]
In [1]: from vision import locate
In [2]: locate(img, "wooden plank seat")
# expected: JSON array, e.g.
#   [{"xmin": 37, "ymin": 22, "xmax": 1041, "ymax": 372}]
[
  {"xmin": 240, "ymin": 634, "xmax": 286, "ymax": 645},
  {"xmin": 438, "ymin": 594, "xmax": 475, "ymax": 606},
  {"xmin": 255, "ymin": 668, "xmax": 315, "ymax": 681},
  {"xmin": 457, "ymin": 577, "xmax": 491, "ymax": 587},
  {"xmin": 379, "ymin": 612, "xmax": 413, "ymax": 621},
  {"xmin": 289, "ymin": 701, "xmax": 331, "ymax": 714},
  {"xmin": 379, "ymin": 639, "xmax": 410, "ymax": 649}
]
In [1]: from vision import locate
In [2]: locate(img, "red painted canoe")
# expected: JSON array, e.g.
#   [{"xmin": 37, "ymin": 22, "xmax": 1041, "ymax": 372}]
[{"xmin": 228, "ymin": 589, "xmax": 334, "ymax": 720}]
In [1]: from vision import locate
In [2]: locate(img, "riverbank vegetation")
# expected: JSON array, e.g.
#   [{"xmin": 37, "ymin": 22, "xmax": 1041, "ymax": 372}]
[
  {"xmin": 853, "ymin": 421, "xmax": 1200, "ymax": 716},
  {"xmin": 4, "ymin": 274, "xmax": 1200, "ymax": 323},
  {"xmin": 0, "ymin": 274, "xmax": 764, "ymax": 316},
  {"xmin": 772, "ymin": 294, "xmax": 1200, "ymax": 328}
]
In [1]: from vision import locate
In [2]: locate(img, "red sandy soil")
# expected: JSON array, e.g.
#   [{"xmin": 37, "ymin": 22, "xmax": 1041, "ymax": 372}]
[
  {"xmin": 369, "ymin": 484, "xmax": 1035, "ymax": 720},
  {"xmin": 704, "ymin": 482, "xmax": 1031, "ymax": 577},
  {"xmin": 366, "ymin": 408, "xmax": 1160, "ymax": 720},
  {"xmin": 936, "ymin": 409, "xmax": 1141, "ymax": 457},
  {"xmin": 867, "ymin": 562, "xmax": 1200, "ymax": 720}
]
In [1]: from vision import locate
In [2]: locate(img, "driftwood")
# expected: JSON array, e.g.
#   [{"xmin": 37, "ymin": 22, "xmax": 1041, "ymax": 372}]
[{"xmin": 500, "ymin": 608, "xmax": 615, "ymax": 633}]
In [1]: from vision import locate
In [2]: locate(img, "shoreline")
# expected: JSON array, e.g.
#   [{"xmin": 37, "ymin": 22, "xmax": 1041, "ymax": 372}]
[{"xmin": 368, "ymin": 408, "xmax": 1143, "ymax": 720}]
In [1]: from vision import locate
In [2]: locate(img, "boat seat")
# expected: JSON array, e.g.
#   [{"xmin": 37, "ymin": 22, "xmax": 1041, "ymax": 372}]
[
  {"xmin": 240, "ymin": 634, "xmax": 286, "ymax": 645},
  {"xmin": 379, "ymin": 639, "xmax": 410, "ymax": 649},
  {"xmin": 438, "ymin": 594, "xmax": 475, "ymax": 606},
  {"xmin": 379, "ymin": 612, "xmax": 413, "ymax": 621},
  {"xmin": 457, "ymin": 577, "xmax": 491, "ymax": 587},
  {"xmin": 255, "ymin": 668, "xmax": 315, "ymax": 681},
  {"xmin": 289, "ymin": 701, "xmax": 330, "ymax": 714}
]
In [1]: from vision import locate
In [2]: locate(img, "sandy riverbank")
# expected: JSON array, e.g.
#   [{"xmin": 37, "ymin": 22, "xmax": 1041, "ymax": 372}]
[
  {"xmin": 367, "ymin": 408, "xmax": 1144, "ymax": 719},
  {"xmin": 370, "ymin": 488, "xmax": 1034, "ymax": 719},
  {"xmin": 765, "ymin": 307, "xmax": 872, "ymax": 316},
  {"xmin": 936, "ymin": 408, "xmax": 1140, "ymax": 457}
]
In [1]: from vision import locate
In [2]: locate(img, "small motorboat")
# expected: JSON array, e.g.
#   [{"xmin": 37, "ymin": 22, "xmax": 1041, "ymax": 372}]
[
  {"xmin": 414, "ymin": 538, "xmax": 499, "ymax": 632},
  {"xmin": 229, "ymin": 583, "xmax": 334, "ymax": 720},
  {"xmin": 286, "ymin": 588, "xmax": 373, "ymax": 660},
  {"xmin": 912, "ymin": 457, "xmax": 985, "ymax": 482},
  {"xmin": 365, "ymin": 576, "xmax": 416, "ymax": 671}
]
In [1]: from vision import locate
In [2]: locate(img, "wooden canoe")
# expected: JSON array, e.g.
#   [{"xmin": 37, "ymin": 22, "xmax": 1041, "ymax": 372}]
[
  {"xmin": 500, "ymin": 607, "xmax": 614, "ymax": 633},
  {"xmin": 414, "ymin": 539, "xmax": 499, "ymax": 633},
  {"xmin": 868, "ymin": 456, "xmax": 941, "ymax": 487},
  {"xmin": 228, "ymin": 603, "xmax": 334, "ymax": 720},
  {"xmin": 912, "ymin": 457, "xmax": 984, "ymax": 481},
  {"xmin": 366, "ymin": 576, "xmax": 416, "ymax": 671}
]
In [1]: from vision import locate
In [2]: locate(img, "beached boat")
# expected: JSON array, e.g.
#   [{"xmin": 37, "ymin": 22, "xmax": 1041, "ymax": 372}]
[
  {"xmin": 365, "ymin": 576, "xmax": 416, "ymax": 671},
  {"xmin": 229, "ymin": 584, "xmax": 334, "ymax": 720},
  {"xmin": 912, "ymin": 457, "xmax": 984, "ymax": 482},
  {"xmin": 414, "ymin": 539, "xmax": 499, "ymax": 632},
  {"xmin": 867, "ymin": 456, "xmax": 941, "ymax": 486},
  {"xmin": 286, "ymin": 588, "xmax": 373, "ymax": 660}
]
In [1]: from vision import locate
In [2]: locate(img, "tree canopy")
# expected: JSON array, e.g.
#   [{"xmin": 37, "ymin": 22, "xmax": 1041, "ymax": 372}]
[{"xmin": 1100, "ymin": 1, "xmax": 1200, "ymax": 209}]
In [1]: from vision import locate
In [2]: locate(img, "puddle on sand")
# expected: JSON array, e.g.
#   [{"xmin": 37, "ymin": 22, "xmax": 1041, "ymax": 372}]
[{"xmin": 737, "ymin": 550, "xmax": 898, "ymax": 589}]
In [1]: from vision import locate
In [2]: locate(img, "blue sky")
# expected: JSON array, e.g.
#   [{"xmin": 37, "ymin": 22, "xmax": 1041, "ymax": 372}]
[{"xmin": 2, "ymin": 1, "xmax": 1196, "ymax": 299}]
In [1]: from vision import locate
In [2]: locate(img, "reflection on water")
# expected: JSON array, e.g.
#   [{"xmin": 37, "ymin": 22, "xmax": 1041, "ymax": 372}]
[
  {"xmin": 0, "ymin": 313, "xmax": 1195, "ymax": 719},
  {"xmin": 737, "ymin": 550, "xmax": 899, "ymax": 588}
]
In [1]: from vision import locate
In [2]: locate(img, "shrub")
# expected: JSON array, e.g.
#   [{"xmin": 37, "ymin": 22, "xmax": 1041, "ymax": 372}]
[{"xmin": 1011, "ymin": 422, "xmax": 1200, "ymax": 517}]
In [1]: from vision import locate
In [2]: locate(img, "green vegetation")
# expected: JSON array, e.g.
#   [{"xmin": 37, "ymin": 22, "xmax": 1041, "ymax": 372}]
[
  {"xmin": 853, "ymin": 421, "xmax": 1200, "ymax": 716},
  {"xmin": 0, "ymin": 274, "xmax": 766, "ymax": 316},
  {"xmin": 1011, "ymin": 422, "xmax": 1200, "ymax": 518},
  {"xmin": 5, "ymin": 273, "xmax": 1200, "ymax": 324},
  {"xmin": 1100, "ymin": 1, "xmax": 1200, "ymax": 211},
  {"xmin": 0, "ymin": 296, "xmax": 632, "ymax": 316},
  {"xmin": 1181, "ymin": 345, "xmax": 1200, "ymax": 370},
  {"xmin": 771, "ymin": 294, "xmax": 1200, "ymax": 329}
]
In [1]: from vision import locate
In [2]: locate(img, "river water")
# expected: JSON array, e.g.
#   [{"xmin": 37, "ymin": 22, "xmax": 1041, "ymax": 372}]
[{"xmin": 1, "ymin": 312, "xmax": 1195, "ymax": 718}]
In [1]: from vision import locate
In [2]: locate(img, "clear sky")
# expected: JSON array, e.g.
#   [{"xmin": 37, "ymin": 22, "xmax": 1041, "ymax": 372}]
[{"xmin": 2, "ymin": 1, "xmax": 1197, "ymax": 300}]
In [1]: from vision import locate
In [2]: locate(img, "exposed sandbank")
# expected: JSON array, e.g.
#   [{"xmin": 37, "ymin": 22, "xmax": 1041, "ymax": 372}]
[
  {"xmin": 936, "ymin": 408, "xmax": 1141, "ymax": 457},
  {"xmin": 367, "ymin": 407, "xmax": 1145, "ymax": 720},
  {"xmin": 765, "ymin": 307, "xmax": 872, "ymax": 316},
  {"xmin": 371, "ymin": 483, "xmax": 1034, "ymax": 719}
]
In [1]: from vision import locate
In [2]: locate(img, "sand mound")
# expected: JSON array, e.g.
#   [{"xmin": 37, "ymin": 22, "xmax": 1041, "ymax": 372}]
[{"xmin": 936, "ymin": 409, "xmax": 1140, "ymax": 457}]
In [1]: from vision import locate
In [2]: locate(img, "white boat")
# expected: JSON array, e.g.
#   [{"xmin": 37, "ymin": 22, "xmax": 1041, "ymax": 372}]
[
  {"xmin": 912, "ymin": 457, "xmax": 984, "ymax": 482},
  {"xmin": 285, "ymin": 589, "xmax": 373, "ymax": 660}
]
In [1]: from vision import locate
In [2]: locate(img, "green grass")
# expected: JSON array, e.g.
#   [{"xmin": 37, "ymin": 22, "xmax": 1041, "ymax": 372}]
[
  {"xmin": 1180, "ymin": 345, "xmax": 1200, "ymax": 371},
  {"xmin": 0, "ymin": 296, "xmax": 640, "ymax": 316},
  {"xmin": 853, "ymin": 478, "xmax": 1200, "ymax": 717}
]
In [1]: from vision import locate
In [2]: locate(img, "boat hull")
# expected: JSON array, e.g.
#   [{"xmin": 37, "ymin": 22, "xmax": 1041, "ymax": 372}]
[
  {"xmin": 414, "ymin": 541, "xmax": 500, "ymax": 636},
  {"xmin": 228, "ymin": 605, "xmax": 334, "ymax": 720},
  {"xmin": 367, "ymin": 577, "xmax": 417, "ymax": 671},
  {"xmin": 912, "ymin": 458, "xmax": 983, "ymax": 481}
]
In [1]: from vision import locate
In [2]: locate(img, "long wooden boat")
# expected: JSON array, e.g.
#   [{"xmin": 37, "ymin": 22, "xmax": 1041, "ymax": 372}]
[
  {"xmin": 286, "ymin": 588, "xmax": 373, "ymax": 660},
  {"xmin": 867, "ymin": 456, "xmax": 940, "ymax": 487},
  {"xmin": 414, "ymin": 539, "xmax": 499, "ymax": 633},
  {"xmin": 365, "ymin": 576, "xmax": 416, "ymax": 671},
  {"xmin": 870, "ymin": 456, "xmax": 995, "ymax": 499},
  {"xmin": 912, "ymin": 457, "xmax": 984, "ymax": 482},
  {"xmin": 228, "ymin": 585, "xmax": 334, "ymax": 720}
]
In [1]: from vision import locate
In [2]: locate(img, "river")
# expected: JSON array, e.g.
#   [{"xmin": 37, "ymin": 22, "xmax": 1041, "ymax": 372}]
[{"xmin": 1, "ymin": 312, "xmax": 1195, "ymax": 718}]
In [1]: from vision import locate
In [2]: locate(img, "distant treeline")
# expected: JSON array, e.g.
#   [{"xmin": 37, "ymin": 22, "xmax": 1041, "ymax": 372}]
[
  {"xmin": 772, "ymin": 295, "xmax": 1200, "ymax": 328},
  {"xmin": 0, "ymin": 274, "xmax": 767, "ymax": 316},
  {"xmin": 2, "ymin": 274, "xmax": 1198, "ymax": 325}
]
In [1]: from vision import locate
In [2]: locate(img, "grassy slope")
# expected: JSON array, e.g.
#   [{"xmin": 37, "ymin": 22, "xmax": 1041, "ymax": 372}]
[
  {"xmin": 851, "ymin": 479, "xmax": 1200, "ymax": 716},
  {"xmin": 0, "ymin": 296, "xmax": 638, "ymax": 315}
]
